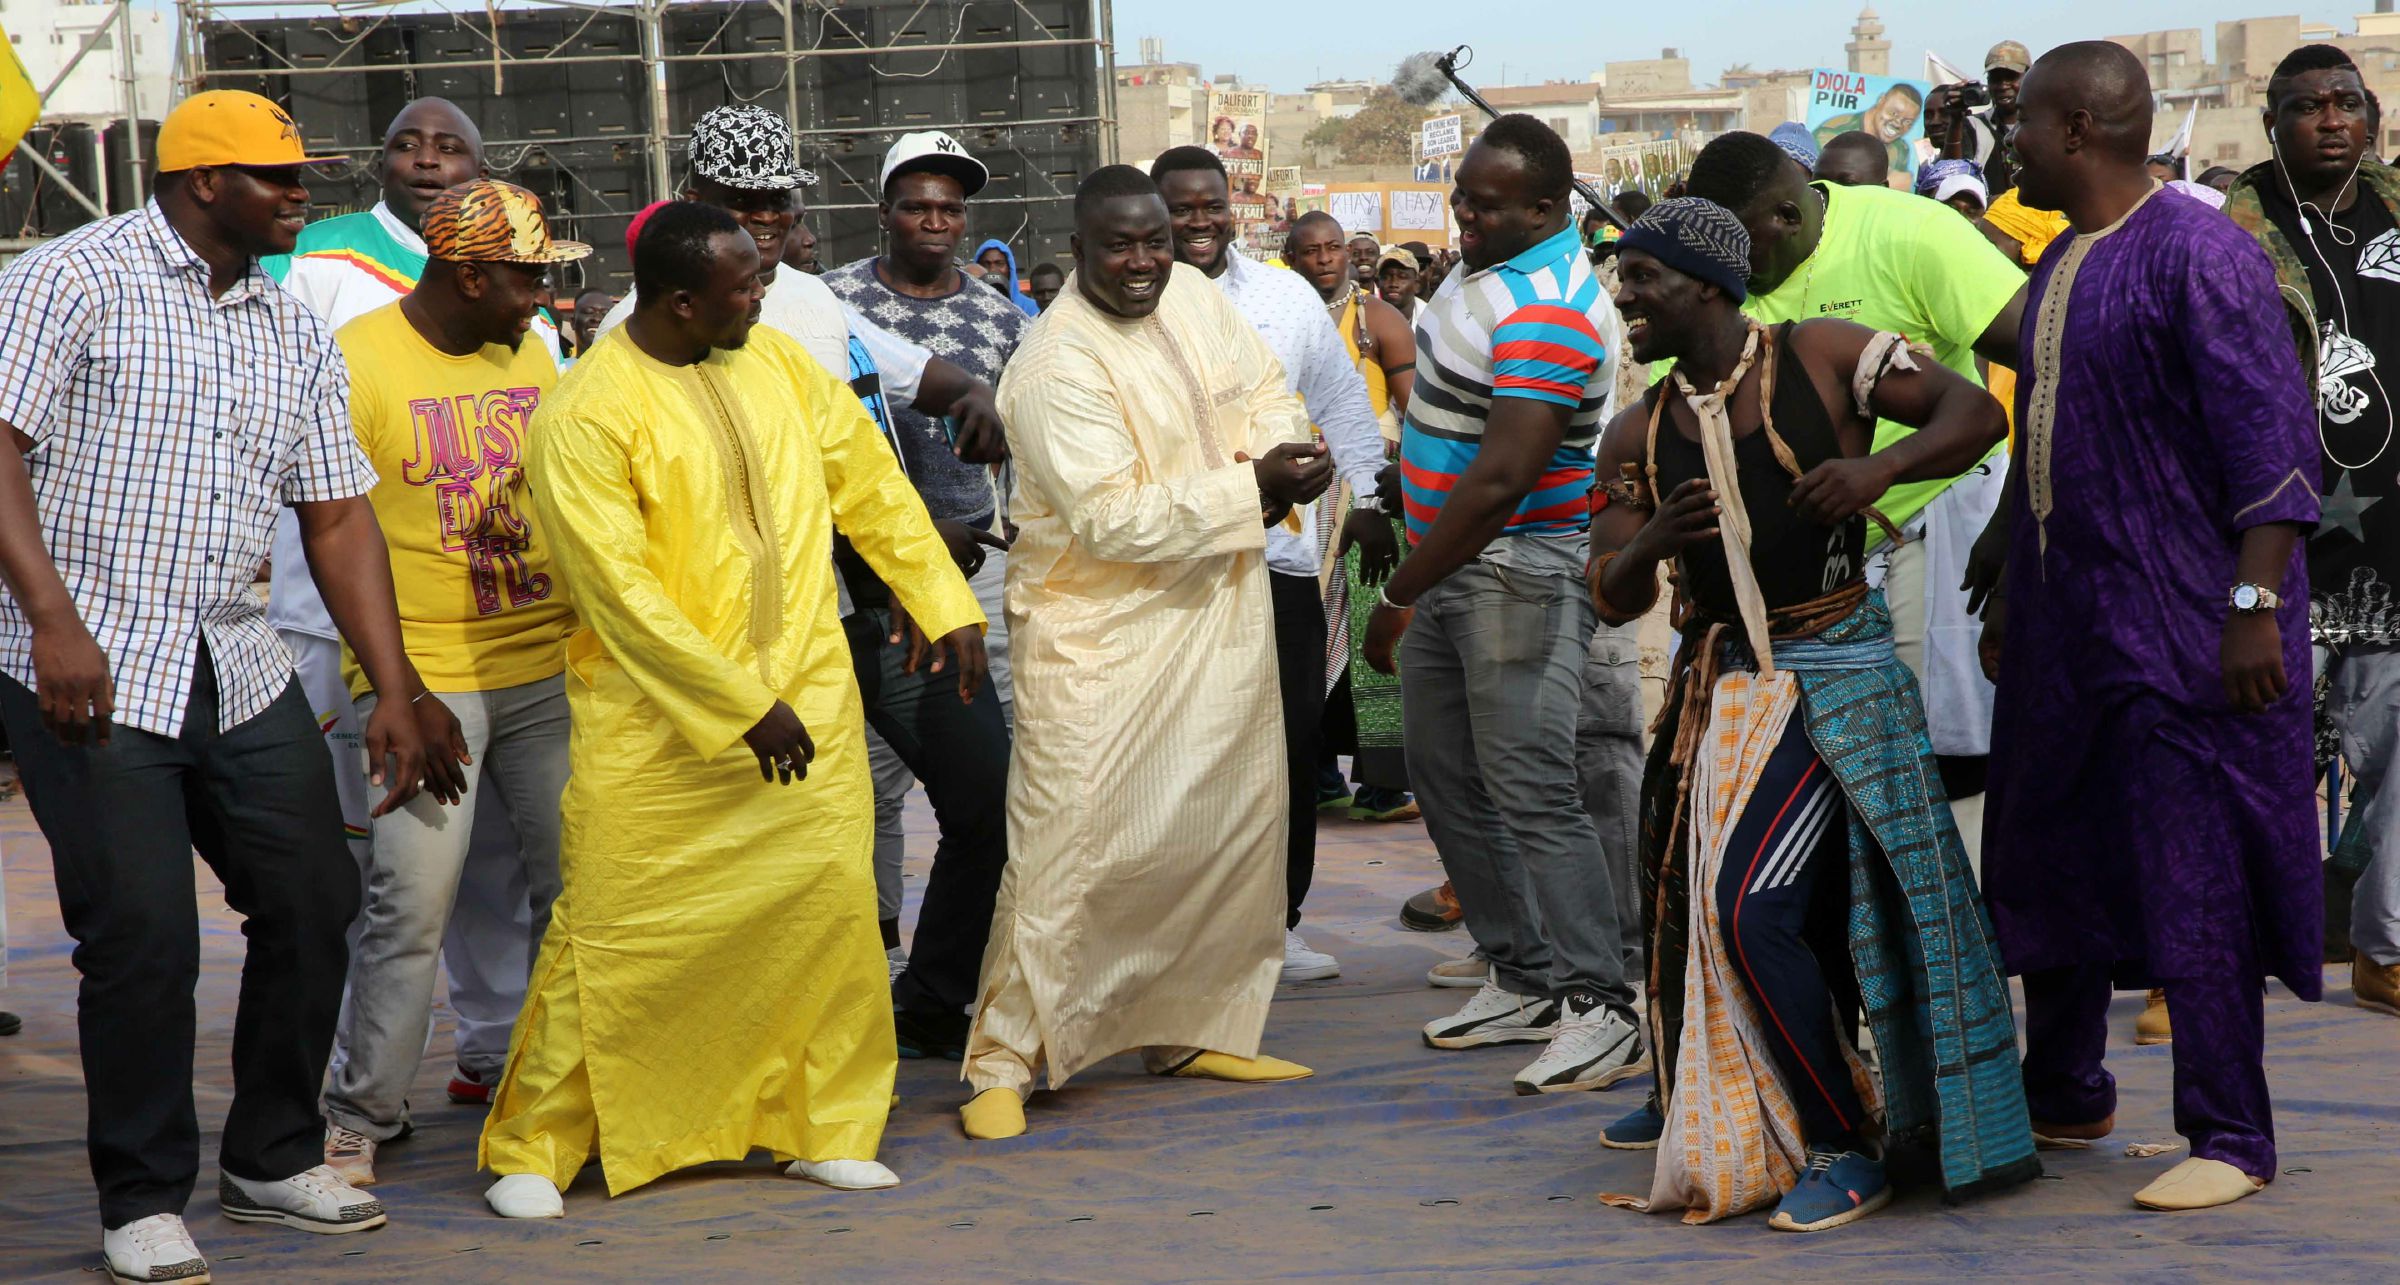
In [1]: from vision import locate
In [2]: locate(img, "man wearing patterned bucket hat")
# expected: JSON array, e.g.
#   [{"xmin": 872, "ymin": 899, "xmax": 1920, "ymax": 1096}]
[
  {"xmin": 316, "ymin": 180, "xmax": 590, "ymax": 1192},
  {"xmin": 0, "ymin": 88, "xmax": 465, "ymax": 1283}
]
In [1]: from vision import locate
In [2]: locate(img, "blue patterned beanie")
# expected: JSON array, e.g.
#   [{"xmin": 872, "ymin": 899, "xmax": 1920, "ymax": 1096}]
[{"xmin": 1618, "ymin": 197, "xmax": 1752, "ymax": 302}]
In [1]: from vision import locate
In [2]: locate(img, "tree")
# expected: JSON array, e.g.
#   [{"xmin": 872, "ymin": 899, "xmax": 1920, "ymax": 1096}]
[{"xmin": 1332, "ymin": 87, "xmax": 1423, "ymax": 165}]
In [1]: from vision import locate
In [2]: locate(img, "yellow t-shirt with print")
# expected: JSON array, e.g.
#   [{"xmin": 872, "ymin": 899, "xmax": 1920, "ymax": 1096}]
[{"xmin": 336, "ymin": 301, "xmax": 572, "ymax": 698}]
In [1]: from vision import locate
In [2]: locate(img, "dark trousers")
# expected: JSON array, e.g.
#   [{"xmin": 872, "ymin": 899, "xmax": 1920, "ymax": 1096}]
[
  {"xmin": 844, "ymin": 607, "xmax": 1011, "ymax": 1015},
  {"xmin": 1715, "ymin": 715, "xmax": 1865, "ymax": 1149},
  {"xmin": 0, "ymin": 655, "xmax": 354, "ymax": 1228},
  {"xmin": 2020, "ymin": 961, "xmax": 2276, "ymax": 1179},
  {"xmin": 1271, "ymin": 571, "xmax": 1327, "ymax": 931}
]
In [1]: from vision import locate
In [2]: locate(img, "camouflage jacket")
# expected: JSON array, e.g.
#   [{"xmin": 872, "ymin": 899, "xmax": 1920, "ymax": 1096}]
[{"xmin": 2222, "ymin": 158, "xmax": 2400, "ymax": 389}]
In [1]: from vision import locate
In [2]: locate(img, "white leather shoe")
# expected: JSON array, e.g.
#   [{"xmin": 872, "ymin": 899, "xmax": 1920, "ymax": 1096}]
[
  {"xmin": 103, "ymin": 1213, "xmax": 210, "ymax": 1283},
  {"xmin": 786, "ymin": 1158, "xmax": 900, "ymax": 1190},
  {"xmin": 484, "ymin": 1174, "xmax": 565, "ymax": 1219}
]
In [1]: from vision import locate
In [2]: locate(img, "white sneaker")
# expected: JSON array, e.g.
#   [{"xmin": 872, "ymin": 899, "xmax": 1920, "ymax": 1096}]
[
  {"xmin": 322, "ymin": 1124, "xmax": 377, "ymax": 1187},
  {"xmin": 886, "ymin": 945, "xmax": 910, "ymax": 985},
  {"xmin": 787, "ymin": 1158, "xmax": 900, "ymax": 1190},
  {"xmin": 1421, "ymin": 978, "xmax": 1559, "ymax": 1049},
  {"xmin": 102, "ymin": 1213, "xmax": 209, "ymax": 1283},
  {"xmin": 218, "ymin": 1165, "xmax": 386, "ymax": 1234},
  {"xmin": 485, "ymin": 1173, "xmax": 565, "ymax": 1219},
  {"xmin": 1426, "ymin": 950, "xmax": 1491, "ymax": 988},
  {"xmin": 1281, "ymin": 930, "xmax": 1340, "ymax": 983},
  {"xmin": 1511, "ymin": 992, "xmax": 1647, "ymax": 1095}
]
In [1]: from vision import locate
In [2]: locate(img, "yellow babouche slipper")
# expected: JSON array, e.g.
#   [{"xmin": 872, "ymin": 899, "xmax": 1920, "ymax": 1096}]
[
  {"xmin": 1165, "ymin": 1051, "xmax": 1315, "ymax": 1082},
  {"xmin": 960, "ymin": 1087, "xmax": 1026, "ymax": 1141},
  {"xmin": 2133, "ymin": 1157, "xmax": 2266, "ymax": 1210},
  {"xmin": 2134, "ymin": 990, "xmax": 2172, "ymax": 1045}
]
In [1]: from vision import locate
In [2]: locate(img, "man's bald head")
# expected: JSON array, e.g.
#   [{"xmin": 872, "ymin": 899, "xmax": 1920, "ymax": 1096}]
[
  {"xmin": 379, "ymin": 97, "xmax": 486, "ymax": 234},
  {"xmin": 2011, "ymin": 41, "xmax": 2156, "ymax": 216},
  {"xmin": 2022, "ymin": 41, "xmax": 2154, "ymax": 162}
]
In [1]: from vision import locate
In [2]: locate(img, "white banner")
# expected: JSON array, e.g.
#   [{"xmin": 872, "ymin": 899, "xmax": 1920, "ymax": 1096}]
[
  {"xmin": 1328, "ymin": 190, "xmax": 1384, "ymax": 236},
  {"xmin": 1419, "ymin": 114, "xmax": 1464, "ymax": 159},
  {"xmin": 1390, "ymin": 188, "xmax": 1446, "ymax": 231}
]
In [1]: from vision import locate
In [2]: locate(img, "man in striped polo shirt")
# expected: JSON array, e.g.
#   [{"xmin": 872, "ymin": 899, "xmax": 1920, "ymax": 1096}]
[{"xmin": 1362, "ymin": 115, "xmax": 1644, "ymax": 1096}]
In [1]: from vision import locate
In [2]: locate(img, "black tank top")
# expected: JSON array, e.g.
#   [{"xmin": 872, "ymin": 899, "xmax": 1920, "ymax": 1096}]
[{"xmin": 1646, "ymin": 323, "xmax": 1864, "ymax": 616}]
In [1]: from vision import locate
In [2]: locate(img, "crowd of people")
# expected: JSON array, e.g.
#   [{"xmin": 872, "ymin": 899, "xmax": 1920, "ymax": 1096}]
[{"xmin": 0, "ymin": 31, "xmax": 2391, "ymax": 1283}]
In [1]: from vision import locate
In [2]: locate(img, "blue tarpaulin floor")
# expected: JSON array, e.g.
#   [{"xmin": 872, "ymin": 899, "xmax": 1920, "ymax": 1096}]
[{"xmin": 3, "ymin": 790, "xmax": 2396, "ymax": 1282}]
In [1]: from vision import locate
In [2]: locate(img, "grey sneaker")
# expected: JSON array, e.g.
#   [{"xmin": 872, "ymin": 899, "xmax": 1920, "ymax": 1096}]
[{"xmin": 1421, "ymin": 978, "xmax": 1559, "ymax": 1049}]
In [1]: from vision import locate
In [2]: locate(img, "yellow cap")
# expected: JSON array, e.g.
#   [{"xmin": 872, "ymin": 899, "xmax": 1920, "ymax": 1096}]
[{"xmin": 156, "ymin": 91, "xmax": 341, "ymax": 171}]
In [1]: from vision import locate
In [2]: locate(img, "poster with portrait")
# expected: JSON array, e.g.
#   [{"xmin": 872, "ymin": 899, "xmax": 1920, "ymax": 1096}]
[
  {"xmin": 1805, "ymin": 68, "xmax": 1929, "ymax": 179},
  {"xmin": 1209, "ymin": 87, "xmax": 1272, "ymax": 255}
]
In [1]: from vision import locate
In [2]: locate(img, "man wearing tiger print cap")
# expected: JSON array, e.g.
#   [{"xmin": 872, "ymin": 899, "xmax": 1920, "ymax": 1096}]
[{"xmin": 316, "ymin": 179, "xmax": 591, "ymax": 1189}]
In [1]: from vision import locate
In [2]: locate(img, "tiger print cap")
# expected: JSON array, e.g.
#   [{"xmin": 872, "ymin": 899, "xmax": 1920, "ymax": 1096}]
[{"xmin": 422, "ymin": 180, "xmax": 592, "ymax": 265}]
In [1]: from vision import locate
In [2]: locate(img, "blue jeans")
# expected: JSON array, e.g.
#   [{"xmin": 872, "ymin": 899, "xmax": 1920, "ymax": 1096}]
[{"xmin": 1401, "ymin": 563, "xmax": 1634, "ymax": 1008}]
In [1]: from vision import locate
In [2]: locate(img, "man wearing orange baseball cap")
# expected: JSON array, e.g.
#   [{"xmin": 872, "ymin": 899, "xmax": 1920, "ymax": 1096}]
[
  {"xmin": 0, "ymin": 88, "xmax": 466, "ymax": 1283},
  {"xmin": 318, "ymin": 181, "xmax": 588, "ymax": 1194}
]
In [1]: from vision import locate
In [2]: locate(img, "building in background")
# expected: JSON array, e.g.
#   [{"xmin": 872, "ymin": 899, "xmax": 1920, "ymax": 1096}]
[{"xmin": 1846, "ymin": 5, "xmax": 1890, "ymax": 78}]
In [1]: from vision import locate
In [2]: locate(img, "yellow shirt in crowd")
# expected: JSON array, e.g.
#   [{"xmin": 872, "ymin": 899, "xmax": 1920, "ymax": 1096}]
[{"xmin": 337, "ymin": 301, "xmax": 573, "ymax": 698}]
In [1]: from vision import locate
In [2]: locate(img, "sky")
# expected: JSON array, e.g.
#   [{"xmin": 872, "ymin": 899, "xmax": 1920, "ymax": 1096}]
[{"xmin": 1110, "ymin": 1, "xmax": 2376, "ymax": 91}]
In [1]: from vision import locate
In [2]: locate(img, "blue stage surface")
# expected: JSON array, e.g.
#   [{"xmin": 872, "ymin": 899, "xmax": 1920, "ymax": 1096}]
[{"xmin": 3, "ymin": 794, "xmax": 2394, "ymax": 1281}]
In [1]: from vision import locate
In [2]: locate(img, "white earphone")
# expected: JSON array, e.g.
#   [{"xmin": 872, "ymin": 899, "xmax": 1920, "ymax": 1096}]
[{"xmin": 2269, "ymin": 118, "xmax": 2392, "ymax": 470}]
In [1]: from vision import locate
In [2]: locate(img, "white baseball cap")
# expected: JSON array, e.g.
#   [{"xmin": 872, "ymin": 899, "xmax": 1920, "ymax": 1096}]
[{"xmin": 879, "ymin": 130, "xmax": 989, "ymax": 198}]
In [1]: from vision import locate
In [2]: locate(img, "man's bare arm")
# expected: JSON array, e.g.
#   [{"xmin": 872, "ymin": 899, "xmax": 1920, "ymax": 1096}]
[
  {"xmin": 0, "ymin": 424, "xmax": 112, "ymax": 743},
  {"xmin": 293, "ymin": 495, "xmax": 469, "ymax": 814}
]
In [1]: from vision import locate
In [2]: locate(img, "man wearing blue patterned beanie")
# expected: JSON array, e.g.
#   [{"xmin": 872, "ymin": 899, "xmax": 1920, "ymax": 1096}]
[{"xmin": 1587, "ymin": 195, "xmax": 2037, "ymax": 1232}]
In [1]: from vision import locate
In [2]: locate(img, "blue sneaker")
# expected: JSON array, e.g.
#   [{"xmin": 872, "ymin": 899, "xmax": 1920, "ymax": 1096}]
[
  {"xmin": 1768, "ymin": 1148, "xmax": 1892, "ymax": 1232},
  {"xmin": 1600, "ymin": 1094, "xmax": 1665, "ymax": 1150}
]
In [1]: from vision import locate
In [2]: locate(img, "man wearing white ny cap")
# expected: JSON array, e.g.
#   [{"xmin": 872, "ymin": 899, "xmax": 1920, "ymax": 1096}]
[{"xmin": 821, "ymin": 129, "xmax": 1026, "ymax": 1060}]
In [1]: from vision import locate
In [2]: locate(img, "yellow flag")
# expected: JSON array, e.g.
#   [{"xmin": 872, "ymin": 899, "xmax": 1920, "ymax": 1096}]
[{"xmin": 0, "ymin": 25, "xmax": 42, "ymax": 165}]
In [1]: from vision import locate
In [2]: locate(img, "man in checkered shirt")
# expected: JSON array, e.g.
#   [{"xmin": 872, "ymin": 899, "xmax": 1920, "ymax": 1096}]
[{"xmin": 0, "ymin": 92, "xmax": 466, "ymax": 1282}]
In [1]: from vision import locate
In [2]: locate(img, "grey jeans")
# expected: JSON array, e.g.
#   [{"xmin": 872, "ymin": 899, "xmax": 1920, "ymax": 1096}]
[
  {"xmin": 322, "ymin": 674, "xmax": 569, "ymax": 1139},
  {"xmin": 1577, "ymin": 620, "xmax": 1647, "ymax": 983},
  {"xmin": 2328, "ymin": 644, "xmax": 2400, "ymax": 966},
  {"xmin": 1401, "ymin": 563, "xmax": 1634, "ymax": 1008}
]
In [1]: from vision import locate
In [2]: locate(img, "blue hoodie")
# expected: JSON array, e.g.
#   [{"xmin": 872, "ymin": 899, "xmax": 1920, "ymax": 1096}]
[{"xmin": 973, "ymin": 238, "xmax": 1041, "ymax": 317}]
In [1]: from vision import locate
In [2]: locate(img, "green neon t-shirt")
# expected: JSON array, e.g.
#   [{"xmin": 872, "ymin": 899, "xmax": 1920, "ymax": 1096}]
[{"xmin": 1745, "ymin": 180, "xmax": 2022, "ymax": 537}]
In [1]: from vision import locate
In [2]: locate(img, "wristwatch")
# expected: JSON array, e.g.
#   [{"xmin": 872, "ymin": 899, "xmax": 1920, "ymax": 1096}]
[
  {"xmin": 1352, "ymin": 492, "xmax": 1385, "ymax": 514},
  {"xmin": 2229, "ymin": 583, "xmax": 2281, "ymax": 614}
]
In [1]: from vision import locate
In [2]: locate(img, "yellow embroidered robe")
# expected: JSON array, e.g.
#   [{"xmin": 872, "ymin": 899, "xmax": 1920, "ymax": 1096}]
[{"xmin": 482, "ymin": 325, "xmax": 982, "ymax": 1194}]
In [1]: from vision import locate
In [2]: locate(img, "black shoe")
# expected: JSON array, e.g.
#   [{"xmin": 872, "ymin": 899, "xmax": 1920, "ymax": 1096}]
[
  {"xmin": 0, "ymin": 1010, "xmax": 19, "ymax": 1037},
  {"xmin": 894, "ymin": 1006, "xmax": 969, "ymax": 1061}
]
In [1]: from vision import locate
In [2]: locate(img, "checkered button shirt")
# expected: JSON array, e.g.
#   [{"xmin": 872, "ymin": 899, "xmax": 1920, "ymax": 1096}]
[{"xmin": 0, "ymin": 202, "xmax": 374, "ymax": 737}]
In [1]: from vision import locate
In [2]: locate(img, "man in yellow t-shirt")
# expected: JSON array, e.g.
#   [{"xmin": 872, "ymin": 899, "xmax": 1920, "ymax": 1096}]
[{"xmin": 319, "ymin": 180, "xmax": 589, "ymax": 1188}]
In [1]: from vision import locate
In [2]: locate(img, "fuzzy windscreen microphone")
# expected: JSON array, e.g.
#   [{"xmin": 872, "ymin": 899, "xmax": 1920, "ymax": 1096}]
[{"xmin": 1393, "ymin": 51, "xmax": 1451, "ymax": 108}]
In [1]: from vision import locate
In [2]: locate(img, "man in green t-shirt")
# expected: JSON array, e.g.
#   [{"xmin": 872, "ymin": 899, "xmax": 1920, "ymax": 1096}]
[{"xmin": 1686, "ymin": 130, "xmax": 2027, "ymax": 860}]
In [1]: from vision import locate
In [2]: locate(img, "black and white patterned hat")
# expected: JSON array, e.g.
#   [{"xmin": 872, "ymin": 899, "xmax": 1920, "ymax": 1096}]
[{"xmin": 689, "ymin": 105, "xmax": 817, "ymax": 190}]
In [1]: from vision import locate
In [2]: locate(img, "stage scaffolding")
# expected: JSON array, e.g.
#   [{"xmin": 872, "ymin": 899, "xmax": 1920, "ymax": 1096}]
[{"xmin": 172, "ymin": 0, "xmax": 1119, "ymax": 285}]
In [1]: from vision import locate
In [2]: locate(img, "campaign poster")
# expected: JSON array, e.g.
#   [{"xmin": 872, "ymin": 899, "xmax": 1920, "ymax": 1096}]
[
  {"xmin": 1209, "ymin": 87, "xmax": 1272, "ymax": 254},
  {"xmin": 1805, "ymin": 68, "xmax": 1929, "ymax": 179}
]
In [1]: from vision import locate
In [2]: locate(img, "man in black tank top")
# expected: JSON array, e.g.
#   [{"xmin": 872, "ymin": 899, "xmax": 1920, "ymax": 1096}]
[{"xmin": 1584, "ymin": 200, "xmax": 2035, "ymax": 1232}]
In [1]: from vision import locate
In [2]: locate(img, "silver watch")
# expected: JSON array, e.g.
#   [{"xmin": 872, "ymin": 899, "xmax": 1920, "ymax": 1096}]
[
  {"xmin": 1352, "ymin": 492, "xmax": 1385, "ymax": 514},
  {"xmin": 2229, "ymin": 583, "xmax": 2281, "ymax": 614}
]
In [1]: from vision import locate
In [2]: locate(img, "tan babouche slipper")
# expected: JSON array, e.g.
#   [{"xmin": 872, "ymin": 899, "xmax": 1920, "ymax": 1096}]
[{"xmin": 2133, "ymin": 1157, "xmax": 2266, "ymax": 1210}]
